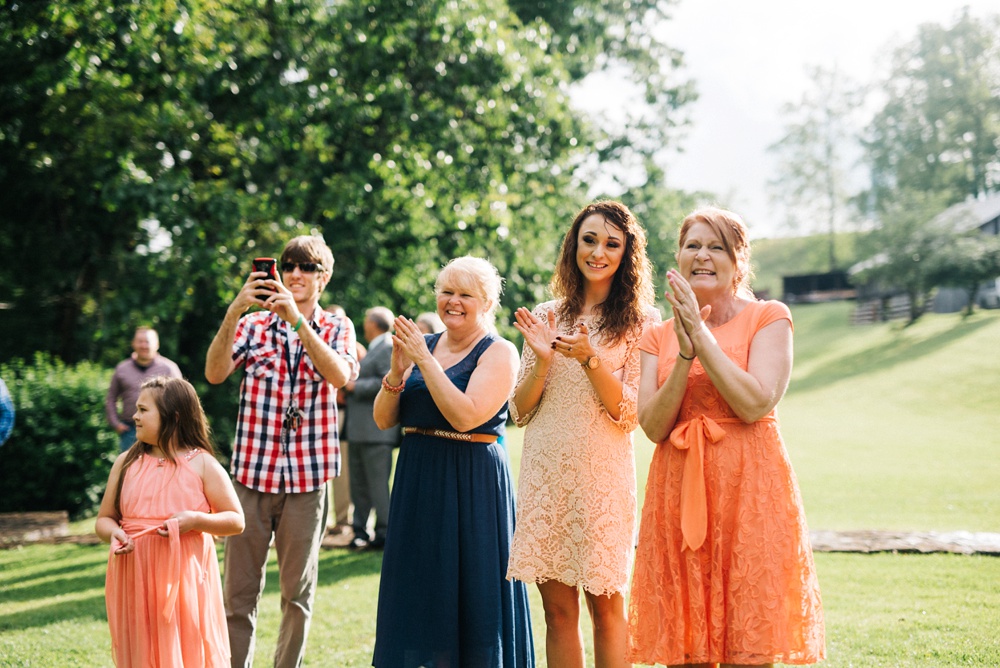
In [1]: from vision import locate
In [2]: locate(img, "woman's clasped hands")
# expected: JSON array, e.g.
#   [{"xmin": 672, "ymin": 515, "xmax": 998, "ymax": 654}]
[{"xmin": 663, "ymin": 269, "xmax": 712, "ymax": 360}]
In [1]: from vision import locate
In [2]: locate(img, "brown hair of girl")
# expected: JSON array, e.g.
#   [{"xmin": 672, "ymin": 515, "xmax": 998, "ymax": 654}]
[{"xmin": 112, "ymin": 376, "xmax": 215, "ymax": 517}]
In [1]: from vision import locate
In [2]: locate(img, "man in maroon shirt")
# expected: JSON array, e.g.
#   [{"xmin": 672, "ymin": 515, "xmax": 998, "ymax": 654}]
[{"xmin": 105, "ymin": 326, "xmax": 182, "ymax": 451}]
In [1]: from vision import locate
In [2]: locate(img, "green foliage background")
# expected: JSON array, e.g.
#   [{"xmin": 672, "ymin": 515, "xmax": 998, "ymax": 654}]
[
  {"xmin": 2, "ymin": 1, "xmax": 999, "ymax": 512},
  {"xmin": 0, "ymin": 355, "xmax": 117, "ymax": 518},
  {"xmin": 0, "ymin": 0, "xmax": 696, "ymax": 455}
]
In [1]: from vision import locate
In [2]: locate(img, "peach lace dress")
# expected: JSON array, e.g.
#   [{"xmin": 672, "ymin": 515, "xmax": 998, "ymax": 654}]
[
  {"xmin": 105, "ymin": 449, "xmax": 230, "ymax": 667},
  {"xmin": 627, "ymin": 300, "xmax": 825, "ymax": 665},
  {"xmin": 506, "ymin": 302, "xmax": 660, "ymax": 596}
]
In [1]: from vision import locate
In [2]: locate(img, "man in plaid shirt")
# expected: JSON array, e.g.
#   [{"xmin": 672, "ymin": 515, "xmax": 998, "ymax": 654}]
[{"xmin": 206, "ymin": 236, "xmax": 359, "ymax": 668}]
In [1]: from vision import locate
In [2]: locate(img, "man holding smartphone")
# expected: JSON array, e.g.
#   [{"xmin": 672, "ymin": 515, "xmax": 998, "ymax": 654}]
[{"xmin": 205, "ymin": 235, "xmax": 358, "ymax": 668}]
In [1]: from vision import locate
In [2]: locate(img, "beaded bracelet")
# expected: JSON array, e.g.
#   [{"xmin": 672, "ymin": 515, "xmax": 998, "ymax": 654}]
[{"xmin": 381, "ymin": 374, "xmax": 405, "ymax": 394}]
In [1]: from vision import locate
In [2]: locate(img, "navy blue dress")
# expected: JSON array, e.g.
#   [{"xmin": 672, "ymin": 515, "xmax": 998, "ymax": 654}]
[{"xmin": 373, "ymin": 333, "xmax": 535, "ymax": 668}]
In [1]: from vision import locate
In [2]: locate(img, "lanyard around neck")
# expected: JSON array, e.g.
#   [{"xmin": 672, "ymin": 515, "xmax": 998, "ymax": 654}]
[{"xmin": 281, "ymin": 321, "xmax": 307, "ymax": 398}]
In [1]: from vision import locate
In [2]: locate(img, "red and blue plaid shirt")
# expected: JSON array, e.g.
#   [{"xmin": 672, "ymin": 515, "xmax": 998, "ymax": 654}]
[{"xmin": 230, "ymin": 308, "xmax": 358, "ymax": 494}]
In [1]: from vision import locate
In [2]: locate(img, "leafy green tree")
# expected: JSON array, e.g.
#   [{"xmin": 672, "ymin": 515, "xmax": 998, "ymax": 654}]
[
  {"xmin": 508, "ymin": 0, "xmax": 695, "ymax": 162},
  {"xmin": 1, "ymin": 0, "xmax": 692, "ymax": 370},
  {"xmin": 863, "ymin": 9, "xmax": 1000, "ymax": 212},
  {"xmin": 768, "ymin": 65, "xmax": 864, "ymax": 270},
  {"xmin": 615, "ymin": 160, "xmax": 711, "ymax": 296},
  {"xmin": 1, "ymin": 0, "xmax": 694, "ymax": 451},
  {"xmin": 852, "ymin": 190, "xmax": 954, "ymax": 324}
]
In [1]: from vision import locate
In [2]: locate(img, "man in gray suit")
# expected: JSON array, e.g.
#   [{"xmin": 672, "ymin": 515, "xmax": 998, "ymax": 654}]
[{"xmin": 344, "ymin": 306, "xmax": 400, "ymax": 550}]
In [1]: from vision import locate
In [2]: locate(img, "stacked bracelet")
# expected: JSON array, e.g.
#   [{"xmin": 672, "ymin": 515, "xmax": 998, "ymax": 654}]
[
  {"xmin": 381, "ymin": 375, "xmax": 405, "ymax": 394},
  {"xmin": 678, "ymin": 351, "xmax": 695, "ymax": 361}
]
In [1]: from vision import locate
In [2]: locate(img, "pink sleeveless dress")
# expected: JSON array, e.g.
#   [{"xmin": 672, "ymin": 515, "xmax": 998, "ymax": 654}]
[
  {"xmin": 627, "ymin": 300, "xmax": 825, "ymax": 665},
  {"xmin": 105, "ymin": 449, "xmax": 230, "ymax": 667}
]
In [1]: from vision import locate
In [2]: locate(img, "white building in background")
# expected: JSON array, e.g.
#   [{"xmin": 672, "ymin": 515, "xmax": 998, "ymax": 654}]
[{"xmin": 932, "ymin": 191, "xmax": 1000, "ymax": 312}]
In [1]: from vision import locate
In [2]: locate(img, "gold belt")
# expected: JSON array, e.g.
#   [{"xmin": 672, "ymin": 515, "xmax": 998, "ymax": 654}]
[{"xmin": 402, "ymin": 427, "xmax": 498, "ymax": 444}]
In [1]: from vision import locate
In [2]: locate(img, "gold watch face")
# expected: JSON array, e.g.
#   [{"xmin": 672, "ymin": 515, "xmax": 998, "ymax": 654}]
[{"xmin": 585, "ymin": 356, "xmax": 601, "ymax": 369}]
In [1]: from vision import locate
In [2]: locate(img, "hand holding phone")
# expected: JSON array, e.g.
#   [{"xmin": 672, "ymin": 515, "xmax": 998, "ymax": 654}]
[{"xmin": 252, "ymin": 257, "xmax": 278, "ymax": 296}]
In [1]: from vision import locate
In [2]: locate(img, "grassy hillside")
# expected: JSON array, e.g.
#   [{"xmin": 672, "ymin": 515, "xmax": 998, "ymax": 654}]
[
  {"xmin": 507, "ymin": 300, "xmax": 1000, "ymax": 532},
  {"xmin": 781, "ymin": 301, "xmax": 1000, "ymax": 531}
]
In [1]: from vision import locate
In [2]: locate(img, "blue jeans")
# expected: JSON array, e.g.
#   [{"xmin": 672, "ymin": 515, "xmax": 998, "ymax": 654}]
[{"xmin": 118, "ymin": 425, "xmax": 136, "ymax": 452}]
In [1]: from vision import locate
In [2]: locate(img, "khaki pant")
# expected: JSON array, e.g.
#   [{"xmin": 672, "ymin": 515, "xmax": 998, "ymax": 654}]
[
  {"xmin": 224, "ymin": 482, "xmax": 329, "ymax": 668},
  {"xmin": 331, "ymin": 441, "xmax": 352, "ymax": 527},
  {"xmin": 331, "ymin": 408, "xmax": 352, "ymax": 527}
]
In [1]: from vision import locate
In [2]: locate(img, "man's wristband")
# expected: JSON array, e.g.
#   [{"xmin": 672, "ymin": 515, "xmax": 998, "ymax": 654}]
[{"xmin": 292, "ymin": 315, "xmax": 304, "ymax": 332}]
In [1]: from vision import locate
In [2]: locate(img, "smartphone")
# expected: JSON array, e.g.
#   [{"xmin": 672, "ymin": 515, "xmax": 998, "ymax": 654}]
[{"xmin": 252, "ymin": 257, "xmax": 278, "ymax": 292}]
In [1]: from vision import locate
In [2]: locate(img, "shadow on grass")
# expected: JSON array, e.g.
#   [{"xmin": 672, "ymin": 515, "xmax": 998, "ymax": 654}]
[
  {"xmin": 791, "ymin": 316, "xmax": 994, "ymax": 394},
  {"xmin": 0, "ymin": 593, "xmax": 107, "ymax": 632},
  {"xmin": 315, "ymin": 548, "xmax": 383, "ymax": 586},
  {"xmin": 1, "ymin": 570, "xmax": 107, "ymax": 605},
  {"xmin": 0, "ymin": 545, "xmax": 382, "ymax": 633},
  {"xmin": 0, "ymin": 544, "xmax": 108, "ymax": 602},
  {"xmin": 0, "ymin": 559, "xmax": 106, "ymax": 589}
]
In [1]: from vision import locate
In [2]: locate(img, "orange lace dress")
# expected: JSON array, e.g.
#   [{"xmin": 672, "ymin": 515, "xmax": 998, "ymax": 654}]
[
  {"xmin": 105, "ymin": 449, "xmax": 230, "ymax": 667},
  {"xmin": 507, "ymin": 302, "xmax": 660, "ymax": 596},
  {"xmin": 627, "ymin": 301, "xmax": 825, "ymax": 665}
]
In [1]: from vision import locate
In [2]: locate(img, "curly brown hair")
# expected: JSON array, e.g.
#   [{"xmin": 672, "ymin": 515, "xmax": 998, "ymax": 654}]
[{"xmin": 550, "ymin": 200, "xmax": 655, "ymax": 342}]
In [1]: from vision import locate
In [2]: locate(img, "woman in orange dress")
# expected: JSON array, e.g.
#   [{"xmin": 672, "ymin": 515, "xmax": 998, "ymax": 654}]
[
  {"xmin": 627, "ymin": 207, "xmax": 825, "ymax": 667},
  {"xmin": 95, "ymin": 376, "xmax": 244, "ymax": 667}
]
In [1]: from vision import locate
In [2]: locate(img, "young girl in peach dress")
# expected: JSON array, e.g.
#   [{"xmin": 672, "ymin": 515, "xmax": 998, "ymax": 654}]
[
  {"xmin": 628, "ymin": 207, "xmax": 824, "ymax": 667},
  {"xmin": 95, "ymin": 376, "xmax": 244, "ymax": 667}
]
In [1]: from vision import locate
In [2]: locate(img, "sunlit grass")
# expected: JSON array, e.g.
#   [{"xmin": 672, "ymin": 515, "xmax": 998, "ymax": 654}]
[{"xmin": 5, "ymin": 303, "xmax": 1000, "ymax": 666}]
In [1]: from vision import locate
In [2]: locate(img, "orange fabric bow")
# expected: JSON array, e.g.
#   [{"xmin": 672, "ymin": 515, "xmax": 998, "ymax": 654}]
[{"xmin": 669, "ymin": 415, "xmax": 728, "ymax": 552}]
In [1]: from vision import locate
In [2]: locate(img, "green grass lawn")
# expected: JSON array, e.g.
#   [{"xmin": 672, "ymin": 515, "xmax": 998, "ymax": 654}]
[
  {"xmin": 3, "ymin": 544, "xmax": 999, "ymax": 667},
  {"xmin": 2, "ymin": 303, "xmax": 999, "ymax": 666}
]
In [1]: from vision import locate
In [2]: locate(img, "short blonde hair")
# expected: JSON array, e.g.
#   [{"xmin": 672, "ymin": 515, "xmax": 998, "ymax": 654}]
[{"xmin": 434, "ymin": 256, "xmax": 504, "ymax": 323}]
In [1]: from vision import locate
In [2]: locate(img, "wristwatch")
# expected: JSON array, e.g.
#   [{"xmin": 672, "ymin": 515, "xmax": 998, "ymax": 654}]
[{"xmin": 581, "ymin": 355, "xmax": 601, "ymax": 370}]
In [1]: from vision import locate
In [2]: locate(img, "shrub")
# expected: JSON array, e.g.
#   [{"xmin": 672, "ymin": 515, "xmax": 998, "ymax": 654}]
[{"xmin": 0, "ymin": 354, "xmax": 117, "ymax": 519}]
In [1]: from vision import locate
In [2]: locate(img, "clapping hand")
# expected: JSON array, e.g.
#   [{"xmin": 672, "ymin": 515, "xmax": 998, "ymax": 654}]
[
  {"xmin": 513, "ymin": 307, "xmax": 558, "ymax": 362},
  {"xmin": 551, "ymin": 321, "xmax": 596, "ymax": 365},
  {"xmin": 390, "ymin": 316, "xmax": 430, "ymax": 372}
]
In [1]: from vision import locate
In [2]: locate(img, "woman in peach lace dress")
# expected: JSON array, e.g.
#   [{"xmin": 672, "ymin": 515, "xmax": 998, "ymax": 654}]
[
  {"xmin": 95, "ymin": 376, "xmax": 244, "ymax": 667},
  {"xmin": 627, "ymin": 207, "xmax": 825, "ymax": 667},
  {"xmin": 507, "ymin": 200, "xmax": 659, "ymax": 667}
]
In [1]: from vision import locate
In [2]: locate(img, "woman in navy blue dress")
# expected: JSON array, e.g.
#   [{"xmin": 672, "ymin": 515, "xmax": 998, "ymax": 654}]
[{"xmin": 372, "ymin": 256, "xmax": 534, "ymax": 668}]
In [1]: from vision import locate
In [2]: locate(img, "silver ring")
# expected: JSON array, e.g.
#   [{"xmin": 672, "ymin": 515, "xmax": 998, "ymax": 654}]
[{"xmin": 569, "ymin": 346, "xmax": 573, "ymax": 352}]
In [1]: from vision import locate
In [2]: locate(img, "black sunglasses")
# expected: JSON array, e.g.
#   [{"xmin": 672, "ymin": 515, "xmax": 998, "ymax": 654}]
[{"xmin": 281, "ymin": 262, "xmax": 325, "ymax": 274}]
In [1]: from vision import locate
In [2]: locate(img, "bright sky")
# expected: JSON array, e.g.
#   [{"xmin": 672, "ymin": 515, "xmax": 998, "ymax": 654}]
[{"xmin": 620, "ymin": 0, "xmax": 997, "ymax": 238}]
